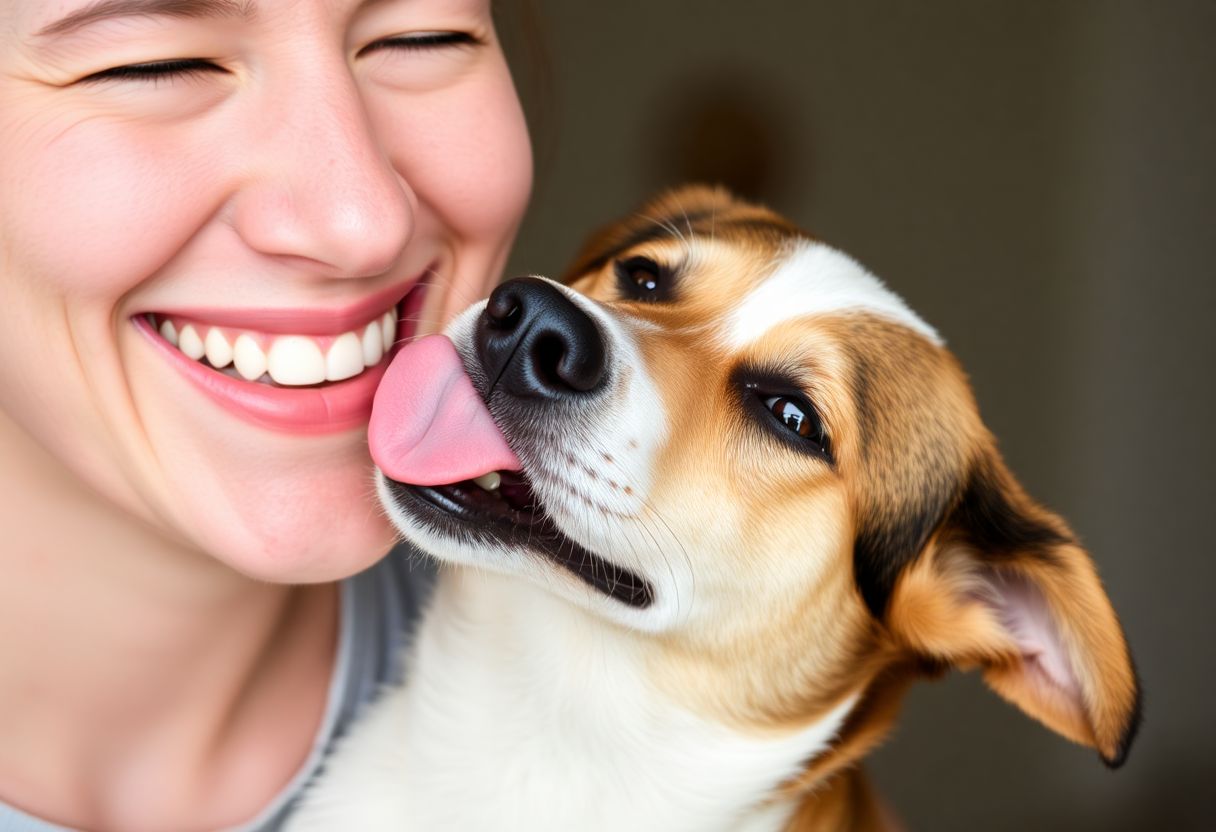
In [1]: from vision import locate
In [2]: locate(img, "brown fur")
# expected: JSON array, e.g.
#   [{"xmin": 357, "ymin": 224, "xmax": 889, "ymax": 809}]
[{"xmin": 786, "ymin": 769, "xmax": 897, "ymax": 832}]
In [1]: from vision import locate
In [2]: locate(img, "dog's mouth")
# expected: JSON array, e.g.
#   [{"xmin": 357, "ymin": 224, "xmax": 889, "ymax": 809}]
[{"xmin": 386, "ymin": 471, "xmax": 655, "ymax": 609}]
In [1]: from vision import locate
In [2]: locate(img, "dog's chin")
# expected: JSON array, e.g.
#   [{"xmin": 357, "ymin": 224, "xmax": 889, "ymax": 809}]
[{"xmin": 378, "ymin": 471, "xmax": 656, "ymax": 610}]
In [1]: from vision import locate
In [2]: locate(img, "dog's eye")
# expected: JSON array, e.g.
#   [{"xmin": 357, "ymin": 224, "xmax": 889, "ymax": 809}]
[
  {"xmin": 762, "ymin": 394, "xmax": 829, "ymax": 455},
  {"xmin": 614, "ymin": 256, "xmax": 671, "ymax": 302},
  {"xmin": 764, "ymin": 396, "xmax": 815, "ymax": 437}
]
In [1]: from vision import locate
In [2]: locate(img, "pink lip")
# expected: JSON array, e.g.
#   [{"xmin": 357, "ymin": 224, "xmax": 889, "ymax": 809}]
[
  {"xmin": 141, "ymin": 274, "xmax": 427, "ymax": 335},
  {"xmin": 134, "ymin": 281, "xmax": 430, "ymax": 435}
]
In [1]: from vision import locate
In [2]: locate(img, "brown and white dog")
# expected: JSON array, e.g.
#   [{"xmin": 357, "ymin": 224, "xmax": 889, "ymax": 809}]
[{"xmin": 289, "ymin": 186, "xmax": 1140, "ymax": 831}]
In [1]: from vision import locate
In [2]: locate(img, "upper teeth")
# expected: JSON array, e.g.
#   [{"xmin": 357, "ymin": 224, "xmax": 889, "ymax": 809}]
[{"xmin": 154, "ymin": 311, "xmax": 397, "ymax": 386}]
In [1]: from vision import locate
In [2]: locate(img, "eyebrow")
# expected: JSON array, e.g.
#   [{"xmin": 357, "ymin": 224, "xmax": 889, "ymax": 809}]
[{"xmin": 36, "ymin": 0, "xmax": 257, "ymax": 38}]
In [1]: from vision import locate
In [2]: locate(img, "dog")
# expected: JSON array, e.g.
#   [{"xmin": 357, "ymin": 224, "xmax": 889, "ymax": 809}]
[{"xmin": 288, "ymin": 186, "xmax": 1141, "ymax": 831}]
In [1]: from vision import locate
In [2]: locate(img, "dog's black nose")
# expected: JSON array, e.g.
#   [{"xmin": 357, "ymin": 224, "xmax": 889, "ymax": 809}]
[{"xmin": 476, "ymin": 278, "xmax": 607, "ymax": 399}]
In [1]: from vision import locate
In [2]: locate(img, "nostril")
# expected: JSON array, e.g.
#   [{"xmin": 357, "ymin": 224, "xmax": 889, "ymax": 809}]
[
  {"xmin": 485, "ymin": 286, "xmax": 523, "ymax": 330},
  {"xmin": 531, "ymin": 333, "xmax": 568, "ymax": 390}
]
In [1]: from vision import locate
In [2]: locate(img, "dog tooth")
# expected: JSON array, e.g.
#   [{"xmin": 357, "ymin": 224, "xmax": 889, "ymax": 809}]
[
  {"xmin": 204, "ymin": 328, "xmax": 233, "ymax": 369},
  {"xmin": 362, "ymin": 320, "xmax": 384, "ymax": 367},
  {"xmin": 178, "ymin": 325, "xmax": 205, "ymax": 360},
  {"xmin": 326, "ymin": 332, "xmax": 364, "ymax": 382},
  {"xmin": 381, "ymin": 311, "xmax": 396, "ymax": 352},
  {"xmin": 473, "ymin": 471, "xmax": 502, "ymax": 491},
  {"xmin": 158, "ymin": 319, "xmax": 179, "ymax": 347},
  {"xmin": 267, "ymin": 336, "xmax": 326, "ymax": 385},
  {"xmin": 233, "ymin": 334, "xmax": 267, "ymax": 381}
]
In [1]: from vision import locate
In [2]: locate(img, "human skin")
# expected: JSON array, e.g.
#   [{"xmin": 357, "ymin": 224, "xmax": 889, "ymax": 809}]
[{"xmin": 0, "ymin": 0, "xmax": 531, "ymax": 828}]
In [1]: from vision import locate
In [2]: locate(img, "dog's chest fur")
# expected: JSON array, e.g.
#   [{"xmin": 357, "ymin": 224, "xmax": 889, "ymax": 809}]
[{"xmin": 289, "ymin": 571, "xmax": 854, "ymax": 832}]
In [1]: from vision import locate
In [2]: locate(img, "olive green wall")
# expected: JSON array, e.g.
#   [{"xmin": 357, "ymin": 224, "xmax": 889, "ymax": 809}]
[{"xmin": 501, "ymin": 2, "xmax": 1216, "ymax": 828}]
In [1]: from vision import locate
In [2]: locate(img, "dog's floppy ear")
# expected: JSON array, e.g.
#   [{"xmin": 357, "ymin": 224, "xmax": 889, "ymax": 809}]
[{"xmin": 883, "ymin": 452, "xmax": 1142, "ymax": 767}]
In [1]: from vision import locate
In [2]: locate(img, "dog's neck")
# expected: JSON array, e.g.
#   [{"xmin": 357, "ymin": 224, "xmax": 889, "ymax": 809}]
[{"xmin": 389, "ymin": 570, "xmax": 855, "ymax": 832}]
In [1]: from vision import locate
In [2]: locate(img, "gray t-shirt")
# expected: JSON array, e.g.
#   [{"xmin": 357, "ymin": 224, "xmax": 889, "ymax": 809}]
[{"xmin": 0, "ymin": 545, "xmax": 433, "ymax": 832}]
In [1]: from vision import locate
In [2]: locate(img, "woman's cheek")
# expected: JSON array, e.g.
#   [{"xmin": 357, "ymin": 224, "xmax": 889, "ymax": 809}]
[
  {"xmin": 0, "ymin": 106, "xmax": 198, "ymax": 466},
  {"xmin": 377, "ymin": 65, "xmax": 532, "ymax": 247},
  {"xmin": 5, "ymin": 111, "xmax": 227, "ymax": 302}
]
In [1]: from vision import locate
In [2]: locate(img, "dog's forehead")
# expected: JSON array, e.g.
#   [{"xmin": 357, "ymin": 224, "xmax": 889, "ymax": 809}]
[
  {"xmin": 720, "ymin": 241, "xmax": 941, "ymax": 351},
  {"xmin": 569, "ymin": 191, "xmax": 939, "ymax": 353},
  {"xmin": 563, "ymin": 186, "xmax": 799, "ymax": 281}
]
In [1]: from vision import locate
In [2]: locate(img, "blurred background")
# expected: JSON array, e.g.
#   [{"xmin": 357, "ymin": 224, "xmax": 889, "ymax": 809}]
[{"xmin": 497, "ymin": 1, "xmax": 1215, "ymax": 829}]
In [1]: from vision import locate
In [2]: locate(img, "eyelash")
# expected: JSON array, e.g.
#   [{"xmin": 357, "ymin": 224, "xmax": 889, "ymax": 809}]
[
  {"xmin": 82, "ymin": 58, "xmax": 222, "ymax": 83},
  {"xmin": 81, "ymin": 32, "xmax": 479, "ymax": 84},
  {"xmin": 361, "ymin": 31, "xmax": 479, "ymax": 56}
]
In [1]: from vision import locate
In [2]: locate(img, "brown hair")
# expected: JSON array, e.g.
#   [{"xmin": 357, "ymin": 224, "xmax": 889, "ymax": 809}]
[{"xmin": 493, "ymin": 0, "xmax": 556, "ymax": 181}]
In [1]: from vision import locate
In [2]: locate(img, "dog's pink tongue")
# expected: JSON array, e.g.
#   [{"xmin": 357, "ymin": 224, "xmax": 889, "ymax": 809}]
[{"xmin": 369, "ymin": 335, "xmax": 520, "ymax": 486}]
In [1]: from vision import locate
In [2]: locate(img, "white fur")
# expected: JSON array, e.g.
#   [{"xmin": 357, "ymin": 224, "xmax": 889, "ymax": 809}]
[
  {"xmin": 288, "ymin": 573, "xmax": 856, "ymax": 832},
  {"xmin": 724, "ymin": 241, "xmax": 941, "ymax": 349},
  {"xmin": 547, "ymin": 281, "xmax": 668, "ymax": 515}
]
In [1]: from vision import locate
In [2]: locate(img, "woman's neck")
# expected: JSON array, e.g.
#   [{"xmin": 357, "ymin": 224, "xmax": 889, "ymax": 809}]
[{"xmin": 0, "ymin": 418, "xmax": 339, "ymax": 831}]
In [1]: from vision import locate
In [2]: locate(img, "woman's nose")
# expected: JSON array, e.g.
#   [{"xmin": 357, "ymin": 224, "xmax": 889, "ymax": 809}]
[{"xmin": 229, "ymin": 63, "xmax": 414, "ymax": 278}]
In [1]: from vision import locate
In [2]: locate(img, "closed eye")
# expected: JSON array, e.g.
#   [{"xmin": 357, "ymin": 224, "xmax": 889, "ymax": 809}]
[
  {"xmin": 80, "ymin": 58, "xmax": 226, "ymax": 83},
  {"xmin": 359, "ymin": 31, "xmax": 481, "ymax": 57},
  {"xmin": 79, "ymin": 32, "xmax": 479, "ymax": 84}
]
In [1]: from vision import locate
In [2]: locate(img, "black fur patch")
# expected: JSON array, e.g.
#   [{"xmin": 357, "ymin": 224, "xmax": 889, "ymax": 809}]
[
  {"xmin": 952, "ymin": 458, "xmax": 1069, "ymax": 562},
  {"xmin": 854, "ymin": 492, "xmax": 958, "ymax": 620},
  {"xmin": 845, "ymin": 338, "xmax": 964, "ymax": 619},
  {"xmin": 853, "ymin": 457, "xmax": 1068, "ymax": 620},
  {"xmin": 1104, "ymin": 654, "xmax": 1144, "ymax": 769}
]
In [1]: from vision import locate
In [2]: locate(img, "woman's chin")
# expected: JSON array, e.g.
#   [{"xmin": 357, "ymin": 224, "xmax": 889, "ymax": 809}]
[
  {"xmin": 156, "ymin": 447, "xmax": 400, "ymax": 584},
  {"xmin": 201, "ymin": 509, "xmax": 398, "ymax": 584}
]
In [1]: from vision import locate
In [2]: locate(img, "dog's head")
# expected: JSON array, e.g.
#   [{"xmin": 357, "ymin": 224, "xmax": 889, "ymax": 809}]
[{"xmin": 373, "ymin": 185, "xmax": 1140, "ymax": 773}]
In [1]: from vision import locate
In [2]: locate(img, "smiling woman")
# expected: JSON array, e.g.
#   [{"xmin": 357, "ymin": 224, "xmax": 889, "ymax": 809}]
[{"xmin": 0, "ymin": 0, "xmax": 531, "ymax": 828}]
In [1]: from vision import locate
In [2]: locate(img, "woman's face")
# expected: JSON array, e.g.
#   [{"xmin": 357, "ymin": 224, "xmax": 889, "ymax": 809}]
[{"xmin": 0, "ymin": 0, "xmax": 532, "ymax": 581}]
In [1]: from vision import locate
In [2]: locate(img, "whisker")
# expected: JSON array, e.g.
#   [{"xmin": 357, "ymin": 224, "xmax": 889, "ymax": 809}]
[
  {"xmin": 421, "ymin": 265, "xmax": 485, "ymax": 311},
  {"xmin": 633, "ymin": 211, "xmax": 690, "ymax": 251},
  {"xmin": 637, "ymin": 497, "xmax": 694, "ymax": 615}
]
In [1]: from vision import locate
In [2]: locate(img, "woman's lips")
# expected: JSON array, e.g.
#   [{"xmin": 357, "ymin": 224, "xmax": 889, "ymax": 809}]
[
  {"xmin": 153, "ymin": 278, "xmax": 424, "ymax": 335},
  {"xmin": 134, "ymin": 280, "xmax": 430, "ymax": 434}
]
